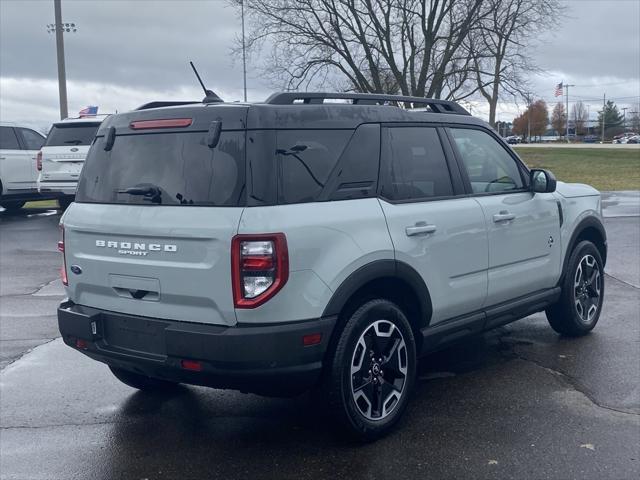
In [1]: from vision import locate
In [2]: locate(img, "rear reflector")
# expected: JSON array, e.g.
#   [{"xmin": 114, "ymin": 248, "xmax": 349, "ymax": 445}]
[
  {"xmin": 303, "ymin": 333, "xmax": 322, "ymax": 346},
  {"xmin": 58, "ymin": 226, "xmax": 68, "ymax": 286},
  {"xmin": 75, "ymin": 339, "xmax": 88, "ymax": 350},
  {"xmin": 180, "ymin": 359, "xmax": 203, "ymax": 371},
  {"xmin": 129, "ymin": 118, "xmax": 192, "ymax": 130}
]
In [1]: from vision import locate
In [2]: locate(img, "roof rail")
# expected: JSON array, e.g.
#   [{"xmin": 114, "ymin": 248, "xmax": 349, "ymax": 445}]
[
  {"xmin": 264, "ymin": 92, "xmax": 470, "ymax": 115},
  {"xmin": 135, "ymin": 101, "xmax": 200, "ymax": 111}
]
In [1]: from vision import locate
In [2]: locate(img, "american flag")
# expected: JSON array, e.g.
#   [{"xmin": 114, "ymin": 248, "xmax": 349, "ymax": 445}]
[
  {"xmin": 79, "ymin": 105, "xmax": 98, "ymax": 116},
  {"xmin": 554, "ymin": 83, "xmax": 563, "ymax": 97}
]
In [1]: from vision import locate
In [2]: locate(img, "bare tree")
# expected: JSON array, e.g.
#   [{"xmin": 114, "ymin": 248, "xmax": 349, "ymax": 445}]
[
  {"xmin": 470, "ymin": 0, "xmax": 561, "ymax": 127},
  {"xmin": 234, "ymin": 0, "xmax": 490, "ymax": 100},
  {"xmin": 572, "ymin": 101, "xmax": 588, "ymax": 135},
  {"xmin": 551, "ymin": 102, "xmax": 566, "ymax": 136}
]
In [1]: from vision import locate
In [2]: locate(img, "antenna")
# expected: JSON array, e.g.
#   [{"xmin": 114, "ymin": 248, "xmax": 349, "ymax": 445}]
[{"xmin": 189, "ymin": 61, "xmax": 223, "ymax": 104}]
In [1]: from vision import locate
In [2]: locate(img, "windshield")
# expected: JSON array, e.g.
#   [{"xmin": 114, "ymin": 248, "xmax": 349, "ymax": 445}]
[
  {"xmin": 45, "ymin": 123, "xmax": 101, "ymax": 146},
  {"xmin": 76, "ymin": 130, "xmax": 246, "ymax": 206}
]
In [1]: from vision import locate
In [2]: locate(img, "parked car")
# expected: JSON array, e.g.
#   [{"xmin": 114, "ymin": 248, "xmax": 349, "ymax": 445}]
[
  {"xmin": 626, "ymin": 135, "xmax": 639, "ymax": 144},
  {"xmin": 582, "ymin": 135, "xmax": 599, "ymax": 143},
  {"xmin": 505, "ymin": 135, "xmax": 520, "ymax": 144},
  {"xmin": 0, "ymin": 122, "xmax": 51, "ymax": 211},
  {"xmin": 612, "ymin": 132, "xmax": 638, "ymax": 144},
  {"xmin": 37, "ymin": 116, "xmax": 104, "ymax": 209},
  {"xmin": 57, "ymin": 92, "xmax": 607, "ymax": 440}
]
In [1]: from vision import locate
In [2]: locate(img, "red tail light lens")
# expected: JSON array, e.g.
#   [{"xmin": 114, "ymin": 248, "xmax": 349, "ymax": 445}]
[
  {"xmin": 58, "ymin": 225, "xmax": 68, "ymax": 286},
  {"xmin": 231, "ymin": 234, "xmax": 288, "ymax": 308},
  {"xmin": 36, "ymin": 151, "xmax": 42, "ymax": 171}
]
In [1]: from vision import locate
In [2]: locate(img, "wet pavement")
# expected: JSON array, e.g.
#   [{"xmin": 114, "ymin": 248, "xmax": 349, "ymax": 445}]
[{"xmin": 0, "ymin": 199, "xmax": 639, "ymax": 480}]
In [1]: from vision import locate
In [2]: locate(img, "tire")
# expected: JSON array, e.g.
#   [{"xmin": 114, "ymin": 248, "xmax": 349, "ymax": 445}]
[
  {"xmin": 1, "ymin": 201, "xmax": 26, "ymax": 211},
  {"xmin": 58, "ymin": 197, "xmax": 74, "ymax": 210},
  {"xmin": 109, "ymin": 366, "xmax": 180, "ymax": 392},
  {"xmin": 546, "ymin": 240, "xmax": 605, "ymax": 336},
  {"xmin": 323, "ymin": 299, "xmax": 416, "ymax": 441}
]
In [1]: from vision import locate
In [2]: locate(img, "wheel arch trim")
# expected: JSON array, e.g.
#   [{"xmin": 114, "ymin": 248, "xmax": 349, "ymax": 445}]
[
  {"xmin": 561, "ymin": 216, "xmax": 607, "ymax": 284},
  {"xmin": 321, "ymin": 259, "xmax": 432, "ymax": 329}
]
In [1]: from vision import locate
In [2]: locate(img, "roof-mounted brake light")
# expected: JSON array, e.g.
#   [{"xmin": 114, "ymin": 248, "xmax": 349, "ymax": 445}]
[{"xmin": 129, "ymin": 118, "xmax": 192, "ymax": 130}]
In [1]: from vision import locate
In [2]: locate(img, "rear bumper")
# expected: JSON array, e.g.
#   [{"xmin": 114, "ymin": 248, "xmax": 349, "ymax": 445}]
[
  {"xmin": 57, "ymin": 301, "xmax": 336, "ymax": 396},
  {"xmin": 38, "ymin": 181, "xmax": 77, "ymax": 196}
]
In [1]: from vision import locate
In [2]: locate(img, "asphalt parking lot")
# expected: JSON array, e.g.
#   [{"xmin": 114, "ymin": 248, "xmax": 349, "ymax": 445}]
[{"xmin": 0, "ymin": 194, "xmax": 638, "ymax": 480}]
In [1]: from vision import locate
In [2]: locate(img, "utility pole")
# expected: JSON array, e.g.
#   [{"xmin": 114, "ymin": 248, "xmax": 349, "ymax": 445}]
[
  {"xmin": 565, "ymin": 84, "xmax": 575, "ymax": 143},
  {"xmin": 621, "ymin": 107, "xmax": 628, "ymax": 131},
  {"xmin": 587, "ymin": 104, "xmax": 590, "ymax": 135},
  {"xmin": 47, "ymin": 1, "xmax": 77, "ymax": 120},
  {"xmin": 601, "ymin": 94, "xmax": 606, "ymax": 143},
  {"xmin": 53, "ymin": 0, "xmax": 67, "ymax": 119},
  {"xmin": 241, "ymin": 0, "xmax": 247, "ymax": 102},
  {"xmin": 525, "ymin": 93, "xmax": 531, "ymax": 142}
]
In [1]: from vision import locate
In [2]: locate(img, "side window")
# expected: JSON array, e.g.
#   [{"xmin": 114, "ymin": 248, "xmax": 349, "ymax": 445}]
[
  {"xmin": 18, "ymin": 128, "xmax": 45, "ymax": 150},
  {"xmin": 276, "ymin": 129, "xmax": 352, "ymax": 204},
  {"xmin": 381, "ymin": 127, "xmax": 453, "ymax": 201},
  {"xmin": 450, "ymin": 128, "xmax": 524, "ymax": 193},
  {"xmin": 0, "ymin": 127, "xmax": 20, "ymax": 150}
]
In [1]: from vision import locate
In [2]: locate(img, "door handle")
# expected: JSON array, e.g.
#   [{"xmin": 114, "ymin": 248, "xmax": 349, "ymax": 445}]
[
  {"xmin": 493, "ymin": 211, "xmax": 516, "ymax": 223},
  {"xmin": 405, "ymin": 223, "xmax": 437, "ymax": 236}
]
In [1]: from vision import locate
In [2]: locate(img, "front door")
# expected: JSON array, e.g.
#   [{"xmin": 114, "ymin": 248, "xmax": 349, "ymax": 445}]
[
  {"xmin": 379, "ymin": 125, "xmax": 488, "ymax": 325},
  {"xmin": 447, "ymin": 127, "xmax": 561, "ymax": 306}
]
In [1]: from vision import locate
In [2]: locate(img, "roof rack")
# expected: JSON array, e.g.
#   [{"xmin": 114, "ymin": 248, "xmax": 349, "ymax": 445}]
[
  {"xmin": 264, "ymin": 92, "xmax": 470, "ymax": 115},
  {"xmin": 135, "ymin": 101, "xmax": 200, "ymax": 111}
]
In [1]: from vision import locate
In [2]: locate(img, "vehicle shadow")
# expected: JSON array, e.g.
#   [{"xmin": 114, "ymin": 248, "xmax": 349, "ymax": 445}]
[
  {"xmin": 99, "ymin": 332, "xmax": 511, "ymax": 479},
  {"xmin": 0, "ymin": 207, "xmax": 60, "ymax": 219}
]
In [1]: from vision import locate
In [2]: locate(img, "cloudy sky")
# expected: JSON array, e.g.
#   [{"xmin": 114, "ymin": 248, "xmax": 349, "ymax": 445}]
[{"xmin": 1, "ymin": 0, "xmax": 638, "ymax": 131}]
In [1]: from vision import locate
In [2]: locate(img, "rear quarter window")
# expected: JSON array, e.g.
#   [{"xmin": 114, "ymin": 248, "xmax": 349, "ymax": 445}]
[{"xmin": 276, "ymin": 129, "xmax": 352, "ymax": 204}]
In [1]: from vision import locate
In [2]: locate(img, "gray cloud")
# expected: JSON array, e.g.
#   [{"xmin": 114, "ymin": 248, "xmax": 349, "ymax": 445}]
[{"xmin": 0, "ymin": 0, "xmax": 638, "ymax": 127}]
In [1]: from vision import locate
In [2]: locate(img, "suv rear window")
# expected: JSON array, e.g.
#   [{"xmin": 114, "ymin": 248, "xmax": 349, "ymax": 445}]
[
  {"xmin": 76, "ymin": 131, "xmax": 245, "ymax": 206},
  {"xmin": 45, "ymin": 123, "xmax": 101, "ymax": 146}
]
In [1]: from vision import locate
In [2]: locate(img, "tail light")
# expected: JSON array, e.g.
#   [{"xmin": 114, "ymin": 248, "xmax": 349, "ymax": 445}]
[
  {"xmin": 36, "ymin": 151, "xmax": 42, "ymax": 171},
  {"xmin": 58, "ymin": 225, "xmax": 68, "ymax": 286},
  {"xmin": 231, "ymin": 233, "xmax": 288, "ymax": 308}
]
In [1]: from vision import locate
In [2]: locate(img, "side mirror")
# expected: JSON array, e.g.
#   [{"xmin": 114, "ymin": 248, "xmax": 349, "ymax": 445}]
[{"xmin": 531, "ymin": 168, "xmax": 557, "ymax": 193}]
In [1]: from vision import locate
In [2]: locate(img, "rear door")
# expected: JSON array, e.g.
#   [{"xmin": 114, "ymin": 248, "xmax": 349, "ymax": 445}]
[
  {"xmin": 378, "ymin": 125, "xmax": 488, "ymax": 325},
  {"xmin": 447, "ymin": 127, "xmax": 561, "ymax": 305},
  {"xmin": 64, "ymin": 116, "xmax": 247, "ymax": 326},
  {"xmin": 0, "ymin": 126, "xmax": 33, "ymax": 192},
  {"xmin": 40, "ymin": 122, "xmax": 101, "ymax": 186}
]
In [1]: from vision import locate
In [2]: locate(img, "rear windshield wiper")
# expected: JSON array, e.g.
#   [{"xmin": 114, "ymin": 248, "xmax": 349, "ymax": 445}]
[
  {"xmin": 117, "ymin": 185, "xmax": 163, "ymax": 204},
  {"xmin": 64, "ymin": 140, "xmax": 83, "ymax": 145}
]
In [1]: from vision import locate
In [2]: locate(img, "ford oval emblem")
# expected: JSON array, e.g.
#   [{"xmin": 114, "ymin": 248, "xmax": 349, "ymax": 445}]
[
  {"xmin": 70, "ymin": 265, "xmax": 82, "ymax": 275},
  {"xmin": 70, "ymin": 147, "xmax": 79, "ymax": 152}
]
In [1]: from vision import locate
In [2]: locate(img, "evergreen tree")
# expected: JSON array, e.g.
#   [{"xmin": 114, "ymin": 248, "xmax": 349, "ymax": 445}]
[{"xmin": 597, "ymin": 100, "xmax": 623, "ymax": 138}]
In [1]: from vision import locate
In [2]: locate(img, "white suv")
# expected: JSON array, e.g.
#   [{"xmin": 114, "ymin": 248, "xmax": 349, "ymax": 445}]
[
  {"xmin": 0, "ymin": 122, "xmax": 47, "ymax": 211},
  {"xmin": 38, "ymin": 117, "xmax": 103, "ymax": 209}
]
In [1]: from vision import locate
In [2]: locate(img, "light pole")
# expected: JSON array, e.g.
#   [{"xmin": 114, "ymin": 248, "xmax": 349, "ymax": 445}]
[
  {"xmin": 46, "ymin": 0, "xmax": 77, "ymax": 120},
  {"xmin": 621, "ymin": 107, "xmax": 628, "ymax": 131},
  {"xmin": 241, "ymin": 0, "xmax": 247, "ymax": 102}
]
